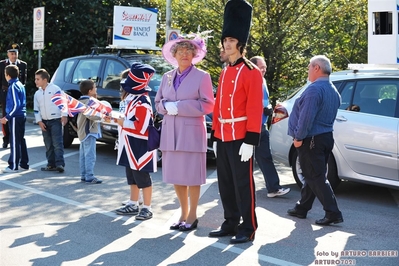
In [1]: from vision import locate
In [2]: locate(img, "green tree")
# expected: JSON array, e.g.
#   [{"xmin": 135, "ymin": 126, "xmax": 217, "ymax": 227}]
[
  {"xmin": 157, "ymin": 0, "xmax": 367, "ymax": 104},
  {"xmin": 0, "ymin": 0, "xmax": 368, "ymax": 108},
  {"xmin": 0, "ymin": 0, "xmax": 156, "ymax": 106}
]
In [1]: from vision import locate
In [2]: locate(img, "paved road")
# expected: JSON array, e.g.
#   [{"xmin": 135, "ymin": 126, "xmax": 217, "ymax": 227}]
[{"xmin": 1, "ymin": 122, "xmax": 399, "ymax": 266}]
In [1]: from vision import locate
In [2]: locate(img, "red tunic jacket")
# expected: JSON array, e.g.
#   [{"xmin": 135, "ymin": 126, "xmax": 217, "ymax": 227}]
[{"xmin": 212, "ymin": 58, "xmax": 263, "ymax": 145}]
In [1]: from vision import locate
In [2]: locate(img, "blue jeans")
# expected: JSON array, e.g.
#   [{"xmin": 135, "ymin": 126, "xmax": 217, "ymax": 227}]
[
  {"xmin": 42, "ymin": 119, "xmax": 65, "ymax": 167},
  {"xmin": 254, "ymin": 126, "xmax": 282, "ymax": 193},
  {"xmin": 79, "ymin": 135, "xmax": 97, "ymax": 181}
]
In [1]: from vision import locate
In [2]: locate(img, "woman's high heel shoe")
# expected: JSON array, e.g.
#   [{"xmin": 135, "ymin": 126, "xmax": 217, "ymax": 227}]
[
  {"xmin": 179, "ymin": 219, "xmax": 198, "ymax": 231},
  {"xmin": 170, "ymin": 221, "xmax": 185, "ymax": 230}
]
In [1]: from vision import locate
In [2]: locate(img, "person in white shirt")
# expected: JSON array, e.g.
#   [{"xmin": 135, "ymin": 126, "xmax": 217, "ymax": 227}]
[{"xmin": 34, "ymin": 68, "xmax": 68, "ymax": 173}]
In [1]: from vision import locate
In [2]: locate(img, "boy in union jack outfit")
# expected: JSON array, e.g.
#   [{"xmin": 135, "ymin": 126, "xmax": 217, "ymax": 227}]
[{"xmin": 113, "ymin": 63, "xmax": 157, "ymax": 220}]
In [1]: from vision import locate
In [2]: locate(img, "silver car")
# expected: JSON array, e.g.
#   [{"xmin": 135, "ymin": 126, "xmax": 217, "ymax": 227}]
[{"xmin": 269, "ymin": 65, "xmax": 399, "ymax": 190}]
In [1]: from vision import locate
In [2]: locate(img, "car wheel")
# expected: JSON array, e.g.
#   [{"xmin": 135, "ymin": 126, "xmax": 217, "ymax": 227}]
[
  {"xmin": 291, "ymin": 150, "xmax": 341, "ymax": 190},
  {"xmin": 157, "ymin": 149, "xmax": 162, "ymax": 166},
  {"xmin": 63, "ymin": 124, "xmax": 75, "ymax": 148}
]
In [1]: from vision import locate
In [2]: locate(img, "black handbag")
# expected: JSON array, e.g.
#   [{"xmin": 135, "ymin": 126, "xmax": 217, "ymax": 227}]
[{"xmin": 147, "ymin": 117, "xmax": 161, "ymax": 151}]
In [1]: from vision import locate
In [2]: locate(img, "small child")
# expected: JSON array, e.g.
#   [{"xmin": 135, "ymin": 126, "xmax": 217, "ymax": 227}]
[
  {"xmin": 77, "ymin": 79, "xmax": 102, "ymax": 184},
  {"xmin": 114, "ymin": 63, "xmax": 157, "ymax": 220}
]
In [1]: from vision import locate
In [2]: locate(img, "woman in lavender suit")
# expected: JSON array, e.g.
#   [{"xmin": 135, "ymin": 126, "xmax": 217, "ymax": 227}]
[{"xmin": 155, "ymin": 33, "xmax": 214, "ymax": 231}]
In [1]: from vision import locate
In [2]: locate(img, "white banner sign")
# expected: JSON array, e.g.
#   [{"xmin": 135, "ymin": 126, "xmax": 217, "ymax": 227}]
[
  {"xmin": 33, "ymin": 7, "xmax": 45, "ymax": 50},
  {"xmin": 113, "ymin": 6, "xmax": 158, "ymax": 48}
]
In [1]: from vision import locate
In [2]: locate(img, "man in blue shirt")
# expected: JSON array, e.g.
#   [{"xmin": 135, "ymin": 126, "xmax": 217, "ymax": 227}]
[
  {"xmin": 287, "ymin": 55, "xmax": 343, "ymax": 226},
  {"xmin": 250, "ymin": 56, "xmax": 290, "ymax": 198}
]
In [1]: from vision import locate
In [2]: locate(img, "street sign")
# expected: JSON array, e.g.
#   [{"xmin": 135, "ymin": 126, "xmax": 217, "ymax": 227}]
[
  {"xmin": 33, "ymin": 7, "xmax": 45, "ymax": 50},
  {"xmin": 167, "ymin": 29, "xmax": 180, "ymax": 42}
]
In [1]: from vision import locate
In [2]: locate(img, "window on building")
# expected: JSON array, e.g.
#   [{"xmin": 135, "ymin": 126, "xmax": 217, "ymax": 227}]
[{"xmin": 373, "ymin": 12, "xmax": 393, "ymax": 35}]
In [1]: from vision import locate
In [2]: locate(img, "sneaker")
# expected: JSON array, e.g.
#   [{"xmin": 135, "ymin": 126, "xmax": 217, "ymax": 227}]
[
  {"xmin": 135, "ymin": 208, "xmax": 153, "ymax": 220},
  {"xmin": 86, "ymin": 178, "xmax": 103, "ymax": 184},
  {"xmin": 56, "ymin": 165, "xmax": 64, "ymax": 173},
  {"xmin": 2, "ymin": 167, "xmax": 17, "ymax": 173},
  {"xmin": 267, "ymin": 187, "xmax": 291, "ymax": 198},
  {"xmin": 41, "ymin": 166, "xmax": 57, "ymax": 171},
  {"xmin": 115, "ymin": 204, "xmax": 139, "ymax": 215},
  {"xmin": 19, "ymin": 166, "xmax": 29, "ymax": 171}
]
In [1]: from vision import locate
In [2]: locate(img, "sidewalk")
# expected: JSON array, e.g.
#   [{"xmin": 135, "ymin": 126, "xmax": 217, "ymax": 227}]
[{"xmin": 27, "ymin": 112, "xmax": 35, "ymax": 124}]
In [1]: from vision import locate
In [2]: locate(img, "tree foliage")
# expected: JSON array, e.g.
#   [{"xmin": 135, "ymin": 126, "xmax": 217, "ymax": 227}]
[{"xmin": 0, "ymin": 0, "xmax": 367, "ymax": 107}]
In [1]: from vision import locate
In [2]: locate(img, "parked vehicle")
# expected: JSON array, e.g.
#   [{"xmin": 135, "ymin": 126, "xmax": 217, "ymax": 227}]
[{"xmin": 269, "ymin": 64, "xmax": 399, "ymax": 190}]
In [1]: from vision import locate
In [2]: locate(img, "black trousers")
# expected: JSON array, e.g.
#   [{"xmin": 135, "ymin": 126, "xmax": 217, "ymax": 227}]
[
  {"xmin": 295, "ymin": 132, "xmax": 342, "ymax": 219},
  {"xmin": 216, "ymin": 139, "xmax": 258, "ymax": 237},
  {"xmin": 1, "ymin": 88, "xmax": 9, "ymax": 144}
]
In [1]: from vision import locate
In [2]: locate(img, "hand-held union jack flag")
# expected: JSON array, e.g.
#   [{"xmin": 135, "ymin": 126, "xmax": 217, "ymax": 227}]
[
  {"xmin": 51, "ymin": 90, "xmax": 87, "ymax": 117},
  {"xmin": 84, "ymin": 97, "xmax": 113, "ymax": 118}
]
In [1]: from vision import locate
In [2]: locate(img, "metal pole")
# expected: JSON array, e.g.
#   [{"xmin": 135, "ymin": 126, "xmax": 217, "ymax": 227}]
[
  {"xmin": 165, "ymin": 0, "xmax": 171, "ymax": 43},
  {"xmin": 38, "ymin": 49, "xmax": 42, "ymax": 69}
]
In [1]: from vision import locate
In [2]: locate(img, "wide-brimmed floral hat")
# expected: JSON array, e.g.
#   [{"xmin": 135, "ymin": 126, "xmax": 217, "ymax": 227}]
[{"xmin": 162, "ymin": 30, "xmax": 212, "ymax": 67}]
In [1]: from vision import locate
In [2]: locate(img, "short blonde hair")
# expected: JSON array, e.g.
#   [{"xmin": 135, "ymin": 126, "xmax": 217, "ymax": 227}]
[{"xmin": 170, "ymin": 41, "xmax": 197, "ymax": 58}]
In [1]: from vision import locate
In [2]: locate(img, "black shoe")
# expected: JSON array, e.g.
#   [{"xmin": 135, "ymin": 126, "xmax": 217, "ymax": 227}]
[
  {"xmin": 56, "ymin": 165, "xmax": 65, "ymax": 173},
  {"xmin": 315, "ymin": 216, "xmax": 343, "ymax": 225},
  {"xmin": 41, "ymin": 166, "xmax": 57, "ymax": 171},
  {"xmin": 2, "ymin": 142, "xmax": 8, "ymax": 148},
  {"xmin": 230, "ymin": 233, "xmax": 255, "ymax": 244},
  {"xmin": 209, "ymin": 228, "xmax": 237, "ymax": 237},
  {"xmin": 179, "ymin": 219, "xmax": 198, "ymax": 231},
  {"xmin": 287, "ymin": 208, "xmax": 307, "ymax": 219},
  {"xmin": 170, "ymin": 221, "xmax": 186, "ymax": 230}
]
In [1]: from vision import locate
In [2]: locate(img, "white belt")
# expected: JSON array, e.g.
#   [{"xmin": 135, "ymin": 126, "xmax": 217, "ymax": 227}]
[{"xmin": 218, "ymin": 116, "xmax": 247, "ymax": 124}]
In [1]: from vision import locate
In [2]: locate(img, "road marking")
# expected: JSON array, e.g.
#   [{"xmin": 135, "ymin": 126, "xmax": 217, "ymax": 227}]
[{"xmin": 0, "ymin": 167, "xmax": 302, "ymax": 266}]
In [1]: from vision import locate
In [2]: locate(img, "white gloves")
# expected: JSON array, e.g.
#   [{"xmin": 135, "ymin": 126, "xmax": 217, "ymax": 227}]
[
  {"xmin": 239, "ymin": 142, "xmax": 253, "ymax": 162},
  {"xmin": 213, "ymin": 141, "xmax": 217, "ymax": 158},
  {"xmin": 164, "ymin": 101, "xmax": 178, "ymax": 115}
]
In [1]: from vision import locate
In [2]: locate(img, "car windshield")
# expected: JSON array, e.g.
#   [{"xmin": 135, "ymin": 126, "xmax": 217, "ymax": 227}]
[{"xmin": 126, "ymin": 55, "xmax": 174, "ymax": 92}]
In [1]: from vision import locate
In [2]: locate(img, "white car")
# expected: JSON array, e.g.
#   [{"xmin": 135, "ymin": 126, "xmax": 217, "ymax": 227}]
[{"xmin": 269, "ymin": 65, "xmax": 399, "ymax": 190}]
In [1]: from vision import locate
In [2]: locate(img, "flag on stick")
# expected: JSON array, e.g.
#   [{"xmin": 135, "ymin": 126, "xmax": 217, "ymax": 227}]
[
  {"xmin": 84, "ymin": 97, "xmax": 113, "ymax": 118},
  {"xmin": 51, "ymin": 90, "xmax": 87, "ymax": 117}
]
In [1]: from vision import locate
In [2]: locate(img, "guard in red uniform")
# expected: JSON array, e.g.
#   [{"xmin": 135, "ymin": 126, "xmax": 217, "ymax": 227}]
[{"xmin": 209, "ymin": 0, "xmax": 264, "ymax": 244}]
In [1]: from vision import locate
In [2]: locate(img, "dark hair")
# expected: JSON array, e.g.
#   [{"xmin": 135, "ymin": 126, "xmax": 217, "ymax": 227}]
[
  {"xmin": 79, "ymin": 79, "xmax": 95, "ymax": 95},
  {"xmin": 35, "ymin": 68, "xmax": 50, "ymax": 81},
  {"xmin": 120, "ymin": 68, "xmax": 130, "ymax": 100},
  {"xmin": 5, "ymin": 65, "xmax": 19, "ymax": 79},
  {"xmin": 237, "ymin": 42, "xmax": 246, "ymax": 55},
  {"xmin": 221, "ymin": 39, "xmax": 247, "ymax": 55}
]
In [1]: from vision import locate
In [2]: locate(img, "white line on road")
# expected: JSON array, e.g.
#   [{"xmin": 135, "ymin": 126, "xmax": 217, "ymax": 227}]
[{"xmin": 0, "ymin": 162, "xmax": 302, "ymax": 266}]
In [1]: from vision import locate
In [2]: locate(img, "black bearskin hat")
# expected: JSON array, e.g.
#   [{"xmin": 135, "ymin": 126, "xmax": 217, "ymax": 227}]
[{"xmin": 221, "ymin": 0, "xmax": 253, "ymax": 44}]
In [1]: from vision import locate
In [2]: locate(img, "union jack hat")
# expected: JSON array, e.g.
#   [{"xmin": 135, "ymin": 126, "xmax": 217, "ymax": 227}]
[{"xmin": 120, "ymin": 63, "xmax": 155, "ymax": 95}]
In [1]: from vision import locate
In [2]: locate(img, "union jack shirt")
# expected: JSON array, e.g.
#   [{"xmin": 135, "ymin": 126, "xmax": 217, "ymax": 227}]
[{"xmin": 116, "ymin": 93, "xmax": 157, "ymax": 172}]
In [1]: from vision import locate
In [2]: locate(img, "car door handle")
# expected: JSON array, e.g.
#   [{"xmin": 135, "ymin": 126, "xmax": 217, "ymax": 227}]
[{"xmin": 335, "ymin": 116, "xmax": 347, "ymax": 122}]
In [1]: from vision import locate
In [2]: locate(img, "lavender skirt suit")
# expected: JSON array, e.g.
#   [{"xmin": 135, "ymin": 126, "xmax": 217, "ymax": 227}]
[{"xmin": 155, "ymin": 67, "xmax": 214, "ymax": 186}]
